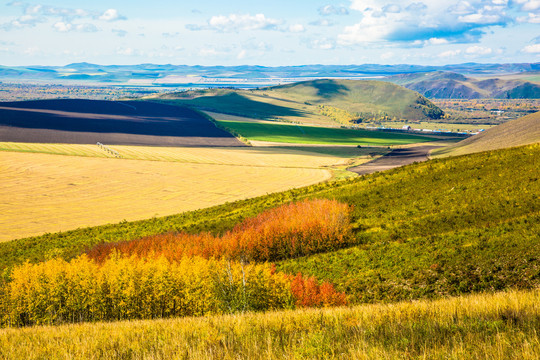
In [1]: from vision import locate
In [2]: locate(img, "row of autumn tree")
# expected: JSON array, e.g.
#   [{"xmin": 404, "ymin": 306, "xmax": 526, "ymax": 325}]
[{"xmin": 0, "ymin": 199, "xmax": 353, "ymax": 327}]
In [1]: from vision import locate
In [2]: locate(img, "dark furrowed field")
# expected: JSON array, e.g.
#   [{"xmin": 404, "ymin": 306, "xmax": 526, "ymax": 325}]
[{"xmin": 0, "ymin": 99, "xmax": 245, "ymax": 147}]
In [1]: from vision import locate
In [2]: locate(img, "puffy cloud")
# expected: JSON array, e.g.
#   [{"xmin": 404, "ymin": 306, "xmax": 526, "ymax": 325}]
[
  {"xmin": 318, "ymin": 5, "xmax": 349, "ymax": 16},
  {"xmin": 518, "ymin": 13, "xmax": 540, "ymax": 23},
  {"xmin": 288, "ymin": 24, "xmax": 305, "ymax": 33},
  {"xmin": 99, "ymin": 9, "xmax": 125, "ymax": 22},
  {"xmin": 209, "ymin": 13, "xmax": 281, "ymax": 31},
  {"xmin": 465, "ymin": 45, "xmax": 493, "ymax": 55},
  {"xmin": 1, "ymin": 3, "xmax": 125, "ymax": 31},
  {"xmin": 382, "ymin": 4, "xmax": 401, "ymax": 13},
  {"xmin": 305, "ymin": 38, "xmax": 336, "ymax": 50},
  {"xmin": 116, "ymin": 47, "xmax": 139, "ymax": 56},
  {"xmin": 405, "ymin": 2, "xmax": 428, "ymax": 12},
  {"xmin": 522, "ymin": 44, "xmax": 540, "ymax": 53},
  {"xmin": 53, "ymin": 21, "xmax": 71, "ymax": 32},
  {"xmin": 341, "ymin": 0, "xmax": 513, "ymax": 46},
  {"xmin": 427, "ymin": 37, "xmax": 449, "ymax": 45},
  {"xmin": 188, "ymin": 13, "xmax": 282, "ymax": 32},
  {"xmin": 438, "ymin": 49, "xmax": 462, "ymax": 57},
  {"xmin": 53, "ymin": 21, "xmax": 98, "ymax": 33},
  {"xmin": 514, "ymin": 0, "xmax": 540, "ymax": 11}
]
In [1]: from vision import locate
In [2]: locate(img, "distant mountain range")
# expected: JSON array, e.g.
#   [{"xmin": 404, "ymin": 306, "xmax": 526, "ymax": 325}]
[
  {"xmin": 0, "ymin": 62, "xmax": 539, "ymax": 85},
  {"xmin": 1, "ymin": 62, "xmax": 539, "ymax": 99},
  {"xmin": 385, "ymin": 71, "xmax": 540, "ymax": 99}
]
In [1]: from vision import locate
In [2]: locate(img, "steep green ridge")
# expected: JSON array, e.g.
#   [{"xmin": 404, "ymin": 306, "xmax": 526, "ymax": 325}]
[
  {"xmin": 387, "ymin": 71, "xmax": 540, "ymax": 99},
  {"xmin": 433, "ymin": 111, "xmax": 540, "ymax": 157},
  {"xmin": 1, "ymin": 144, "xmax": 538, "ymax": 305},
  {"xmin": 153, "ymin": 79, "xmax": 444, "ymax": 124}
]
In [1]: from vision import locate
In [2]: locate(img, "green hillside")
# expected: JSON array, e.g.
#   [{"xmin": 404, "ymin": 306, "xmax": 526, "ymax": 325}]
[
  {"xmin": 433, "ymin": 111, "xmax": 540, "ymax": 157},
  {"xmin": 152, "ymin": 79, "xmax": 444, "ymax": 125},
  {"xmin": 270, "ymin": 79, "xmax": 443, "ymax": 120},
  {"xmin": 387, "ymin": 71, "xmax": 540, "ymax": 99},
  {"xmin": 1, "ymin": 143, "xmax": 538, "ymax": 306}
]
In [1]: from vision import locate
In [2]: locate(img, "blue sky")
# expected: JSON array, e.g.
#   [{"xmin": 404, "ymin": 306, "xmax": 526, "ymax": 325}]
[{"xmin": 0, "ymin": 0, "xmax": 539, "ymax": 66}]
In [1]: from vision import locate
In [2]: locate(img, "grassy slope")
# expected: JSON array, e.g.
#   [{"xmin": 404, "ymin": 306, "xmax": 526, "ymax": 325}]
[
  {"xmin": 433, "ymin": 111, "xmax": 540, "ymax": 157},
  {"xmin": 152, "ymin": 79, "xmax": 443, "ymax": 125},
  {"xmin": 213, "ymin": 119, "xmax": 440, "ymax": 145},
  {"xmin": 269, "ymin": 79, "xmax": 437, "ymax": 120},
  {"xmin": 1, "ymin": 289, "xmax": 539, "ymax": 359},
  {"xmin": 1, "ymin": 144, "xmax": 538, "ymax": 305}
]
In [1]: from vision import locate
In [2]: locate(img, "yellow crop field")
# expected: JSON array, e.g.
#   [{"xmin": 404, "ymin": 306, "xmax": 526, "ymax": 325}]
[
  {"xmin": 0, "ymin": 149, "xmax": 341, "ymax": 242},
  {"xmin": 0, "ymin": 140, "xmax": 383, "ymax": 242},
  {"xmin": 0, "ymin": 142, "xmax": 360, "ymax": 168}
]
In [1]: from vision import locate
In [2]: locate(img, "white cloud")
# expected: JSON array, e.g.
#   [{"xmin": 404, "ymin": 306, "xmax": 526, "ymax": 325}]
[
  {"xmin": 306, "ymin": 38, "xmax": 336, "ymax": 50},
  {"xmin": 99, "ymin": 9, "xmax": 124, "ymax": 22},
  {"xmin": 518, "ymin": 13, "xmax": 540, "ymax": 23},
  {"xmin": 342, "ymin": 0, "xmax": 510, "ymax": 46},
  {"xmin": 318, "ymin": 5, "xmax": 349, "ymax": 15},
  {"xmin": 53, "ymin": 21, "xmax": 98, "ymax": 33},
  {"xmin": 199, "ymin": 47, "xmax": 222, "ymax": 57},
  {"xmin": 427, "ymin": 37, "xmax": 449, "ymax": 45},
  {"xmin": 23, "ymin": 46, "xmax": 40, "ymax": 56},
  {"xmin": 465, "ymin": 45, "xmax": 493, "ymax": 55},
  {"xmin": 116, "ymin": 47, "xmax": 135, "ymax": 56},
  {"xmin": 53, "ymin": 21, "xmax": 72, "ymax": 32},
  {"xmin": 522, "ymin": 44, "xmax": 540, "ymax": 53},
  {"xmin": 75, "ymin": 23, "xmax": 98, "ymax": 32},
  {"xmin": 458, "ymin": 13, "xmax": 503, "ymax": 24},
  {"xmin": 438, "ymin": 49, "xmax": 462, "ymax": 57},
  {"xmin": 514, "ymin": 0, "xmax": 540, "ymax": 11},
  {"xmin": 288, "ymin": 24, "xmax": 305, "ymax": 33},
  {"xmin": 205, "ymin": 13, "xmax": 282, "ymax": 32}
]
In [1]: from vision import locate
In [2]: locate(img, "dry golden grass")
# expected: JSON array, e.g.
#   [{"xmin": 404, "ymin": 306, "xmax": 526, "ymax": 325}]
[
  {"xmin": 0, "ymin": 148, "xmax": 340, "ymax": 242},
  {"xmin": 1, "ymin": 289, "xmax": 539, "ymax": 359}
]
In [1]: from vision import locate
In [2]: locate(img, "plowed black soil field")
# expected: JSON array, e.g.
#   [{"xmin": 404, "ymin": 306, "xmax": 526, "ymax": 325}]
[{"xmin": 0, "ymin": 99, "xmax": 245, "ymax": 147}]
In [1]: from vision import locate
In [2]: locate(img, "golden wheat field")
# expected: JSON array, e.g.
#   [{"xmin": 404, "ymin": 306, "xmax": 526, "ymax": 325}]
[
  {"xmin": 0, "ymin": 143, "xmax": 371, "ymax": 242},
  {"xmin": 0, "ymin": 289, "xmax": 538, "ymax": 359}
]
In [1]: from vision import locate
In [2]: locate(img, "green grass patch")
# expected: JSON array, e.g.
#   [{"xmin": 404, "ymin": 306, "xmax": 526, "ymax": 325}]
[{"xmin": 215, "ymin": 120, "xmax": 440, "ymax": 145}]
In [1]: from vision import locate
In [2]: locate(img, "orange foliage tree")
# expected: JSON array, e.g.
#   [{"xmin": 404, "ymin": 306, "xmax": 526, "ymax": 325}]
[{"xmin": 87, "ymin": 199, "xmax": 353, "ymax": 263}]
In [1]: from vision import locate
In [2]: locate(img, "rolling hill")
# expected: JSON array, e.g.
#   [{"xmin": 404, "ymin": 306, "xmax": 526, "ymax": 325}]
[
  {"xmin": 433, "ymin": 111, "xmax": 540, "ymax": 157},
  {"xmin": 387, "ymin": 71, "xmax": 540, "ymax": 99},
  {"xmin": 155, "ymin": 79, "xmax": 444, "ymax": 124},
  {"xmin": 1, "ymin": 143, "xmax": 537, "ymax": 302}
]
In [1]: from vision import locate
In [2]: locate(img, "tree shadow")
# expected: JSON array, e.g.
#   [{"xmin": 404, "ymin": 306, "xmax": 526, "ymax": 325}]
[{"xmin": 309, "ymin": 80, "xmax": 350, "ymax": 99}]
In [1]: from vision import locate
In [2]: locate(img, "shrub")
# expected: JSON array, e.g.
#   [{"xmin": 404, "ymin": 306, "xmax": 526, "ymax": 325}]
[
  {"xmin": 0, "ymin": 255, "xmax": 295, "ymax": 327},
  {"xmin": 86, "ymin": 199, "xmax": 354, "ymax": 263}
]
